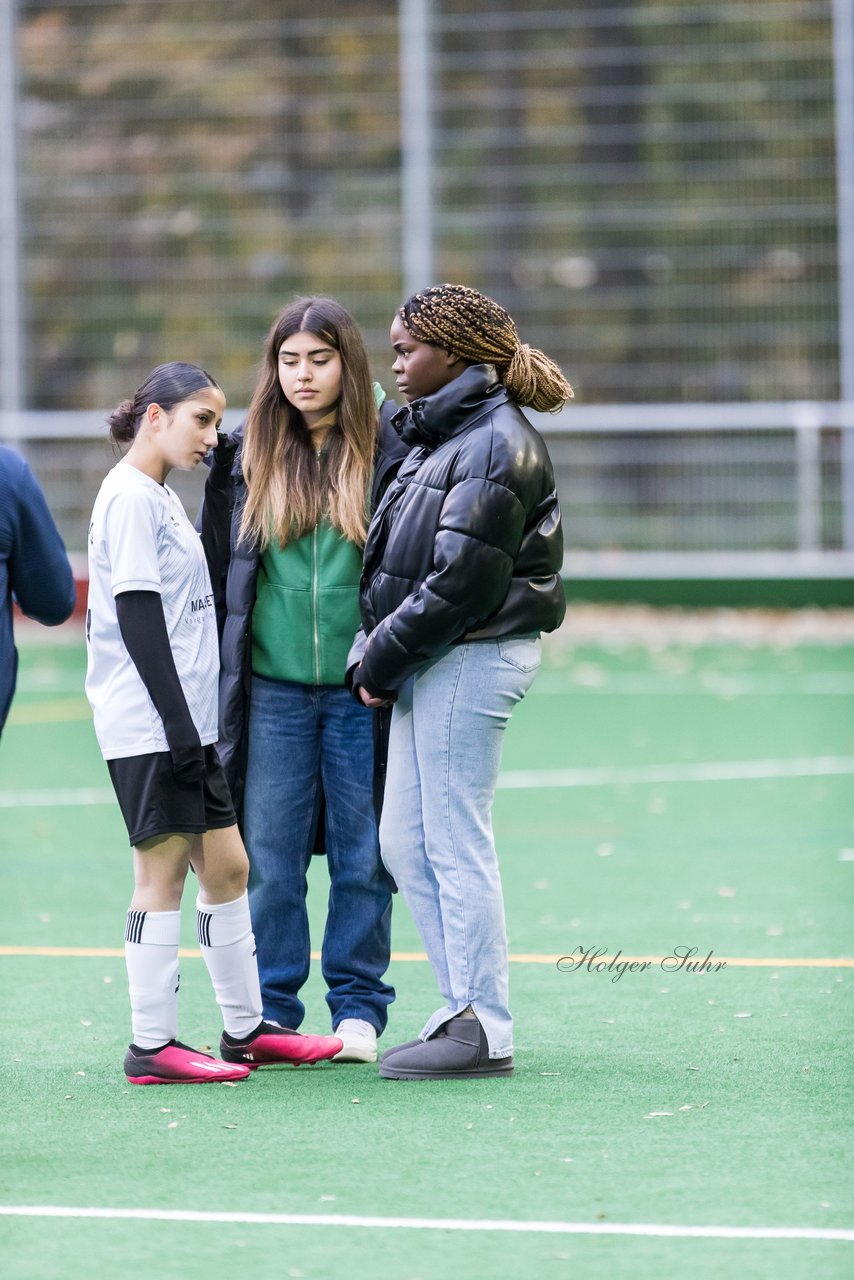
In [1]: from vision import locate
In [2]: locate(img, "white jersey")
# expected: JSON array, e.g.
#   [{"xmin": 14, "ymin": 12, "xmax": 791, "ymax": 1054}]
[{"xmin": 85, "ymin": 462, "xmax": 219, "ymax": 759}]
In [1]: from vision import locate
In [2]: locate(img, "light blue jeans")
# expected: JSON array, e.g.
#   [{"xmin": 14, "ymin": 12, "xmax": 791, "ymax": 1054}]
[{"xmin": 379, "ymin": 636, "xmax": 541, "ymax": 1058}]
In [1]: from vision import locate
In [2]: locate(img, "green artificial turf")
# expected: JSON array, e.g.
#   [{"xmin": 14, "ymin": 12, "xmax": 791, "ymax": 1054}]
[{"xmin": 1, "ymin": 631, "xmax": 852, "ymax": 1280}]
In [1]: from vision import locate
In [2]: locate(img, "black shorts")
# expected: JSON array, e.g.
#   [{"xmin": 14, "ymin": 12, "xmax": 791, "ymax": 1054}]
[{"xmin": 107, "ymin": 746, "xmax": 237, "ymax": 847}]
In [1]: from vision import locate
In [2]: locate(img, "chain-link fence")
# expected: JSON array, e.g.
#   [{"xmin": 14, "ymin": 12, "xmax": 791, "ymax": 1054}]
[{"xmin": 2, "ymin": 1, "xmax": 853, "ymax": 567}]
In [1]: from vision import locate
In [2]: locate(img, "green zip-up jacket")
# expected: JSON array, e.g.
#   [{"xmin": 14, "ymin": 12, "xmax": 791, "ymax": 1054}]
[{"xmin": 251, "ymin": 520, "xmax": 363, "ymax": 686}]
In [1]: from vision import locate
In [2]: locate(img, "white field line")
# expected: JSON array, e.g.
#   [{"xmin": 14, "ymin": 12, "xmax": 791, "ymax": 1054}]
[
  {"xmin": 529, "ymin": 673, "xmax": 854, "ymax": 697},
  {"xmin": 497, "ymin": 756, "xmax": 854, "ymax": 790},
  {"xmin": 0, "ymin": 788, "xmax": 115, "ymax": 807},
  {"xmin": 13, "ymin": 672, "xmax": 854, "ymax": 698},
  {"xmin": 2, "ymin": 755, "xmax": 854, "ymax": 807},
  {"xmin": 0, "ymin": 1206, "xmax": 851, "ymax": 1242}
]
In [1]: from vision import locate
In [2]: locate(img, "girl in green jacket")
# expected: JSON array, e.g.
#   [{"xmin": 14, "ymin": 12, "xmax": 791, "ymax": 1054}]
[{"xmin": 211, "ymin": 298, "xmax": 397, "ymax": 1063}]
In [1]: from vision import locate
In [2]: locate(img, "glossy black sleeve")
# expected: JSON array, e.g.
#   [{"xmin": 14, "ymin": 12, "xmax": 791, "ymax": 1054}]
[
  {"xmin": 196, "ymin": 431, "xmax": 238, "ymax": 637},
  {"xmin": 115, "ymin": 589, "xmax": 204, "ymax": 783}
]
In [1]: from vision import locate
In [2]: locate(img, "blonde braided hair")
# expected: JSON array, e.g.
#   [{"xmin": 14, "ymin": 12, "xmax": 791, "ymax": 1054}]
[{"xmin": 399, "ymin": 283, "xmax": 574, "ymax": 413}]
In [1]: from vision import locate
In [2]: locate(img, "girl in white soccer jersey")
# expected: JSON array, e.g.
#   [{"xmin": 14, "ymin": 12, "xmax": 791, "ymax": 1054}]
[{"xmin": 86, "ymin": 362, "xmax": 342, "ymax": 1084}]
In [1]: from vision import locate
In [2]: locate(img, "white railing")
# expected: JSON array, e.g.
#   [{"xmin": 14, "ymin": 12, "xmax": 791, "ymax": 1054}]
[{"xmin": 2, "ymin": 402, "xmax": 853, "ymax": 577}]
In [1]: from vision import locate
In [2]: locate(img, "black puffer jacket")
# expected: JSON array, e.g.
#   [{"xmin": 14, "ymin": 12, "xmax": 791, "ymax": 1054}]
[
  {"xmin": 198, "ymin": 403, "xmax": 408, "ymax": 813},
  {"xmin": 354, "ymin": 364, "xmax": 565, "ymax": 696}
]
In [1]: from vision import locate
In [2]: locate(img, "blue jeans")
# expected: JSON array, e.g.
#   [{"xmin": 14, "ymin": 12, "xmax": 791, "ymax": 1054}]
[
  {"xmin": 243, "ymin": 675, "xmax": 394, "ymax": 1033},
  {"xmin": 379, "ymin": 637, "xmax": 541, "ymax": 1058}
]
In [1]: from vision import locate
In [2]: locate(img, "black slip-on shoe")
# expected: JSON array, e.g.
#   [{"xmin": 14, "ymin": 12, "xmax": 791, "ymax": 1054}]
[{"xmin": 379, "ymin": 1016, "xmax": 513, "ymax": 1080}]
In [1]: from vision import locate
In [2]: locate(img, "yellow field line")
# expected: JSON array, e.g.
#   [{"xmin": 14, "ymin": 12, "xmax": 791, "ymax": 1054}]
[
  {"xmin": 6, "ymin": 698, "xmax": 91, "ymax": 725},
  {"xmin": 0, "ymin": 946, "xmax": 851, "ymax": 967}
]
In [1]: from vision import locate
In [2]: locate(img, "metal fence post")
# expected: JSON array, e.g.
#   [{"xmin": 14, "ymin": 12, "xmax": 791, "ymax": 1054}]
[
  {"xmin": 398, "ymin": 0, "xmax": 435, "ymax": 296},
  {"xmin": 833, "ymin": 0, "xmax": 854, "ymax": 548},
  {"xmin": 795, "ymin": 407, "xmax": 822, "ymax": 552},
  {"xmin": 0, "ymin": 0, "xmax": 24, "ymax": 419}
]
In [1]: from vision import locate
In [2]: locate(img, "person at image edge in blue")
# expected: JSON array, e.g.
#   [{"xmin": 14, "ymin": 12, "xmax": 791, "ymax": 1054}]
[
  {"xmin": 199, "ymin": 298, "xmax": 407, "ymax": 1063},
  {"xmin": 0, "ymin": 444, "xmax": 76, "ymax": 734},
  {"xmin": 349, "ymin": 283, "xmax": 572, "ymax": 1080}
]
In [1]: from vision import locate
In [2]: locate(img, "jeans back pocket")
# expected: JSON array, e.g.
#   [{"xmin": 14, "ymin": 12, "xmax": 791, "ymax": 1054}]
[{"xmin": 497, "ymin": 635, "xmax": 541, "ymax": 673}]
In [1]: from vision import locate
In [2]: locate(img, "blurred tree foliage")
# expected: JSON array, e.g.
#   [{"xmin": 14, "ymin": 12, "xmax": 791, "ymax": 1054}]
[{"xmin": 16, "ymin": 0, "xmax": 839, "ymax": 407}]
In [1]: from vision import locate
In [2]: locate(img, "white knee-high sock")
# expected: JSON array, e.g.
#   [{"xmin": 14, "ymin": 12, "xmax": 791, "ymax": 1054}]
[
  {"xmin": 196, "ymin": 894, "xmax": 262, "ymax": 1038},
  {"xmin": 124, "ymin": 909, "xmax": 181, "ymax": 1050}
]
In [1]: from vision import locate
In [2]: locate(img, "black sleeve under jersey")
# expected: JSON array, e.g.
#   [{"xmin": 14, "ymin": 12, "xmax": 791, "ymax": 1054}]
[{"xmin": 115, "ymin": 589, "xmax": 205, "ymax": 783}]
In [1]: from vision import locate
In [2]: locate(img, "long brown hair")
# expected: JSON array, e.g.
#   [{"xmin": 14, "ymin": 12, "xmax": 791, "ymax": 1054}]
[{"xmin": 239, "ymin": 298, "xmax": 377, "ymax": 549}]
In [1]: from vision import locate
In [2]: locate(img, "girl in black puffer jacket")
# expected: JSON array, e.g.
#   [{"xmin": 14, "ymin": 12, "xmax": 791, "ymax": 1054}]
[{"xmin": 350, "ymin": 284, "xmax": 572, "ymax": 1081}]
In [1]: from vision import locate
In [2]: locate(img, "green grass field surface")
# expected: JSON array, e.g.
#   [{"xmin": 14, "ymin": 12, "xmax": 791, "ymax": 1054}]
[{"xmin": 1, "ymin": 624, "xmax": 852, "ymax": 1280}]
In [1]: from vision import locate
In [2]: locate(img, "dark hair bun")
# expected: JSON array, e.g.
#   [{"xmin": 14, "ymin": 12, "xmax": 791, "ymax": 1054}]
[{"xmin": 107, "ymin": 398, "xmax": 137, "ymax": 444}]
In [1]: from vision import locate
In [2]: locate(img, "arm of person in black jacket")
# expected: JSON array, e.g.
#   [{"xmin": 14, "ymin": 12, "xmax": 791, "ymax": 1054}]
[
  {"xmin": 196, "ymin": 430, "xmax": 238, "ymax": 632},
  {"xmin": 354, "ymin": 468, "xmax": 528, "ymax": 696},
  {"xmin": 115, "ymin": 590, "xmax": 205, "ymax": 784},
  {"xmin": 353, "ymin": 424, "xmax": 547, "ymax": 696},
  {"xmin": 10, "ymin": 458, "xmax": 76, "ymax": 625},
  {"xmin": 345, "ymin": 626, "xmax": 396, "ymax": 705}
]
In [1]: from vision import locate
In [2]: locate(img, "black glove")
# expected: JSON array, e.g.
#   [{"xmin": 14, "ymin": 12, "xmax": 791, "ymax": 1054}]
[
  {"xmin": 167, "ymin": 733, "xmax": 206, "ymax": 785},
  {"xmin": 213, "ymin": 430, "xmax": 238, "ymax": 469}
]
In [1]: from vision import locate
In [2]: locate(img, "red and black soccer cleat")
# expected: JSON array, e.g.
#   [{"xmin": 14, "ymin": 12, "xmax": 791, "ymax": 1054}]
[
  {"xmin": 124, "ymin": 1040, "xmax": 251, "ymax": 1085},
  {"xmin": 219, "ymin": 1021, "xmax": 343, "ymax": 1067}
]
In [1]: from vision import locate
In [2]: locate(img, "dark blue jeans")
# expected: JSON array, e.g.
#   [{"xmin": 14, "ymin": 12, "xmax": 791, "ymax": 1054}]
[{"xmin": 243, "ymin": 675, "xmax": 394, "ymax": 1033}]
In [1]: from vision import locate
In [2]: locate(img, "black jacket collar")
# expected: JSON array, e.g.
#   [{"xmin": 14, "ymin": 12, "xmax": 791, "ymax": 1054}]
[{"xmin": 392, "ymin": 364, "xmax": 507, "ymax": 448}]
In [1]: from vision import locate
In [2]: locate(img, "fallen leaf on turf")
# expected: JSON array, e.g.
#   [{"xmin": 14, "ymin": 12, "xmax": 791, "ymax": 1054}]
[
  {"xmin": 80, "ymin": 1019, "xmax": 92, "ymax": 1027},
  {"xmin": 734, "ymin": 1012, "xmax": 752, "ymax": 1018},
  {"xmin": 159, "ymin": 1108, "xmax": 171, "ymax": 1113},
  {"xmin": 687, "ymin": 1065, "xmax": 700, "ymax": 1071},
  {"xmin": 75, "ymin": 1071, "xmax": 85, "ymax": 1076},
  {"xmin": 223, "ymin": 1124, "xmax": 238, "ymax": 1129},
  {"xmin": 167, "ymin": 1122, "xmax": 178, "ymax": 1129},
  {"xmin": 645, "ymin": 1112, "xmax": 673, "ymax": 1118},
  {"xmin": 64, "ymin": 1095, "xmax": 73, "ymax": 1100},
  {"xmin": 351, "ymin": 1098, "xmax": 360, "ymax": 1104}
]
